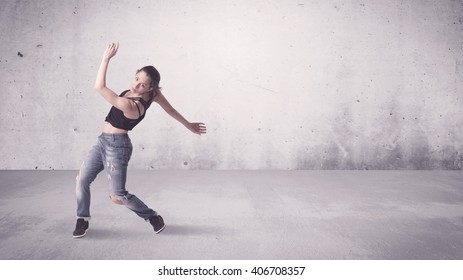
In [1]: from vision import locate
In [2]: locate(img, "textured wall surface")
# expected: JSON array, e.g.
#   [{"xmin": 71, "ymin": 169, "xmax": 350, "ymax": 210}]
[{"xmin": 1, "ymin": 0, "xmax": 463, "ymax": 170}]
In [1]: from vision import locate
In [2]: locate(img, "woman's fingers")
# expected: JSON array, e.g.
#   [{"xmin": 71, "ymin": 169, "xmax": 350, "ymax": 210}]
[
  {"xmin": 105, "ymin": 43, "xmax": 119, "ymax": 58},
  {"xmin": 108, "ymin": 43, "xmax": 118, "ymax": 50},
  {"xmin": 193, "ymin": 123, "xmax": 207, "ymax": 134}
]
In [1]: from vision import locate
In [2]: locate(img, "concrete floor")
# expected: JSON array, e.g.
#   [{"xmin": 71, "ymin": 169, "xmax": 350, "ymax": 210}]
[{"xmin": 0, "ymin": 170, "xmax": 462, "ymax": 260}]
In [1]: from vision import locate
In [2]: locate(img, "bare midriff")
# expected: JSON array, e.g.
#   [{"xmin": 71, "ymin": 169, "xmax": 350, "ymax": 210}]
[{"xmin": 102, "ymin": 121, "xmax": 129, "ymax": 134}]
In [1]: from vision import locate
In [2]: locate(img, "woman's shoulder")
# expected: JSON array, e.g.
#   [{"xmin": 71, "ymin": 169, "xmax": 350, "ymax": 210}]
[{"xmin": 152, "ymin": 90, "xmax": 165, "ymax": 103}]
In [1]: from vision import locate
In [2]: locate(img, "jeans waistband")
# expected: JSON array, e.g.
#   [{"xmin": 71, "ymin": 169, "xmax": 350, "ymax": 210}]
[{"xmin": 99, "ymin": 133, "xmax": 130, "ymax": 141}]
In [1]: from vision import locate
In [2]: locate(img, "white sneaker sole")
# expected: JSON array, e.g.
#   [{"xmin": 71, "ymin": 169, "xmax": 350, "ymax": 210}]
[
  {"xmin": 73, "ymin": 229, "xmax": 88, "ymax": 238},
  {"xmin": 155, "ymin": 224, "xmax": 166, "ymax": 234}
]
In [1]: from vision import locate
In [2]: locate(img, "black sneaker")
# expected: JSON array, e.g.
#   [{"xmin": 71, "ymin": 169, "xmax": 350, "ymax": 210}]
[
  {"xmin": 149, "ymin": 215, "xmax": 166, "ymax": 234},
  {"xmin": 73, "ymin": 218, "xmax": 89, "ymax": 238}
]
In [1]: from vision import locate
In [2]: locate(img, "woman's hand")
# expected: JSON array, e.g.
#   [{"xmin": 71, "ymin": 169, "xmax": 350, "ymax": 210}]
[
  {"xmin": 103, "ymin": 42, "xmax": 119, "ymax": 60},
  {"xmin": 188, "ymin": 122, "xmax": 207, "ymax": 135}
]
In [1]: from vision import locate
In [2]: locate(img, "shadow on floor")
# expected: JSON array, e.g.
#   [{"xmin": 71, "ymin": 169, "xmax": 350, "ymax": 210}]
[{"xmin": 162, "ymin": 224, "xmax": 230, "ymax": 236}]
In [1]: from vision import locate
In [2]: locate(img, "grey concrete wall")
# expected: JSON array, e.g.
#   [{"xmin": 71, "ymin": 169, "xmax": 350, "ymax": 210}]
[{"xmin": 1, "ymin": 0, "xmax": 463, "ymax": 170}]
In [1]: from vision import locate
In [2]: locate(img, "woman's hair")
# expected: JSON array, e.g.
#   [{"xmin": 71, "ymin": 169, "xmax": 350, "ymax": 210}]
[{"xmin": 137, "ymin": 65, "xmax": 161, "ymax": 103}]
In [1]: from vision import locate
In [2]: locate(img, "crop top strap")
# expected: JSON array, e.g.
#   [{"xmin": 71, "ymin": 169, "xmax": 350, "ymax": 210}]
[
  {"xmin": 137, "ymin": 98, "xmax": 150, "ymax": 109},
  {"xmin": 116, "ymin": 90, "xmax": 150, "ymax": 117},
  {"xmin": 127, "ymin": 97, "xmax": 142, "ymax": 117}
]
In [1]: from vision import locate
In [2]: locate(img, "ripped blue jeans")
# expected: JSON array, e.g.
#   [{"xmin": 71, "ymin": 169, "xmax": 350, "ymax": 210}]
[{"xmin": 76, "ymin": 133, "xmax": 156, "ymax": 220}]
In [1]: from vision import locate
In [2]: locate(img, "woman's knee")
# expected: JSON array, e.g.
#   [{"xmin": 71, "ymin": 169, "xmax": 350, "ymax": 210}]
[
  {"xmin": 75, "ymin": 171, "xmax": 85, "ymax": 188},
  {"xmin": 110, "ymin": 195, "xmax": 124, "ymax": 205},
  {"xmin": 76, "ymin": 170, "xmax": 92, "ymax": 185}
]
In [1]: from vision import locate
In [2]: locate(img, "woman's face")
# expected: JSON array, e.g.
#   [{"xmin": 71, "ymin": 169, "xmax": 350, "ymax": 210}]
[{"xmin": 130, "ymin": 70, "xmax": 152, "ymax": 94}]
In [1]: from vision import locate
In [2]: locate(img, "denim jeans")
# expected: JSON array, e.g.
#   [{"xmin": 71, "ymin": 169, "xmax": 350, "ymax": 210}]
[{"xmin": 76, "ymin": 133, "xmax": 157, "ymax": 220}]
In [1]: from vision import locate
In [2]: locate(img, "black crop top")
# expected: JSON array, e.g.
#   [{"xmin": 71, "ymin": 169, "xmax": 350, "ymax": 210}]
[{"xmin": 105, "ymin": 90, "xmax": 151, "ymax": 131}]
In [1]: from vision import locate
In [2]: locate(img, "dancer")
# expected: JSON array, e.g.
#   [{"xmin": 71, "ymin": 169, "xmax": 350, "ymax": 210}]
[{"xmin": 73, "ymin": 43, "xmax": 206, "ymax": 238}]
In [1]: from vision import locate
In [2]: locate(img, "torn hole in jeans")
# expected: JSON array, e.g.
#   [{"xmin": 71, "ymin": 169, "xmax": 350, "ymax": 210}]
[{"xmin": 106, "ymin": 161, "xmax": 117, "ymax": 172}]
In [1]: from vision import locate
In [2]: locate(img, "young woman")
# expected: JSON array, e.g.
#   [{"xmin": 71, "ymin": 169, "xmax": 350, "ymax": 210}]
[{"xmin": 73, "ymin": 43, "xmax": 206, "ymax": 238}]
